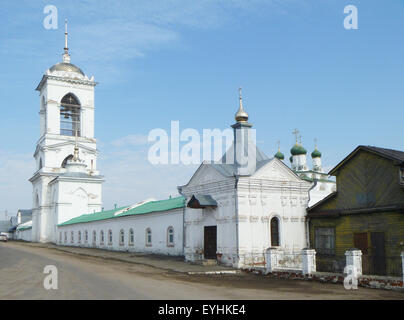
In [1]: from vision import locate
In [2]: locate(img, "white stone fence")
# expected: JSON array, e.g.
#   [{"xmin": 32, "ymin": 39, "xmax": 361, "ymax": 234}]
[
  {"xmin": 263, "ymin": 248, "xmax": 404, "ymax": 284},
  {"xmin": 264, "ymin": 248, "xmax": 304, "ymax": 272}
]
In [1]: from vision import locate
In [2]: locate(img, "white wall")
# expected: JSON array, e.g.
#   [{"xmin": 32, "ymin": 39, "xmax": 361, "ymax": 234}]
[
  {"xmin": 57, "ymin": 208, "xmax": 184, "ymax": 256},
  {"xmin": 16, "ymin": 229, "xmax": 32, "ymax": 242}
]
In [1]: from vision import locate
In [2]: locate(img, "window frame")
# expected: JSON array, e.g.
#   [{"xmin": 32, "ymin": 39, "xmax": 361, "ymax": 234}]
[
  {"xmin": 119, "ymin": 229, "xmax": 125, "ymax": 246},
  {"xmin": 100, "ymin": 230, "xmax": 104, "ymax": 245},
  {"xmin": 314, "ymin": 226, "xmax": 336, "ymax": 256},
  {"xmin": 145, "ymin": 228, "xmax": 152, "ymax": 247},
  {"xmin": 129, "ymin": 228, "xmax": 134, "ymax": 246},
  {"xmin": 270, "ymin": 217, "xmax": 280, "ymax": 247},
  {"xmin": 167, "ymin": 226, "xmax": 175, "ymax": 247},
  {"xmin": 108, "ymin": 229, "xmax": 113, "ymax": 246}
]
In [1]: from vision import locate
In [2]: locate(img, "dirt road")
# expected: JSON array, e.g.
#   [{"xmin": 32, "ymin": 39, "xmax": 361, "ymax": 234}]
[{"xmin": 0, "ymin": 242, "xmax": 403, "ymax": 300}]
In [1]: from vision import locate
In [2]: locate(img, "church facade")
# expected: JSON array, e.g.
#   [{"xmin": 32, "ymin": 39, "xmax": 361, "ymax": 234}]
[{"xmin": 19, "ymin": 25, "xmax": 336, "ymax": 269}]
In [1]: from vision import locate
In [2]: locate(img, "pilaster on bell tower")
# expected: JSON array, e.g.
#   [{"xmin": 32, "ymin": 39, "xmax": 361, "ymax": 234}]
[{"xmin": 30, "ymin": 21, "xmax": 103, "ymax": 243}]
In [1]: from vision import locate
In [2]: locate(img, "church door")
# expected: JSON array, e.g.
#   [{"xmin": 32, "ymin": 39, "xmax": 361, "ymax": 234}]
[{"xmin": 204, "ymin": 226, "xmax": 217, "ymax": 259}]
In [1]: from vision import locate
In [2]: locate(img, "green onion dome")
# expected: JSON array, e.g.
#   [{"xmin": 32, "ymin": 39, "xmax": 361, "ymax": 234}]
[
  {"xmin": 290, "ymin": 144, "xmax": 307, "ymax": 156},
  {"xmin": 275, "ymin": 150, "xmax": 285, "ymax": 160},
  {"xmin": 311, "ymin": 148, "xmax": 322, "ymax": 158},
  {"xmin": 289, "ymin": 156, "xmax": 293, "ymax": 163}
]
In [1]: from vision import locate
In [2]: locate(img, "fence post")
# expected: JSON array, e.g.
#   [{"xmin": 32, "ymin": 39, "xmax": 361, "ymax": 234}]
[
  {"xmin": 265, "ymin": 247, "xmax": 278, "ymax": 274},
  {"xmin": 345, "ymin": 249, "xmax": 362, "ymax": 277},
  {"xmin": 302, "ymin": 248, "xmax": 316, "ymax": 275}
]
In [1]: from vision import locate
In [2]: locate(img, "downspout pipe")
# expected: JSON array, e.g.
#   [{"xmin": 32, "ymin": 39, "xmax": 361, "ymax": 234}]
[
  {"xmin": 306, "ymin": 181, "xmax": 318, "ymax": 248},
  {"xmin": 178, "ymin": 187, "xmax": 186, "ymax": 257}
]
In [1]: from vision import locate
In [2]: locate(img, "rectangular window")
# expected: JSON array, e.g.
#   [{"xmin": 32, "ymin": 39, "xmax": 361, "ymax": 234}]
[{"xmin": 315, "ymin": 227, "xmax": 335, "ymax": 255}]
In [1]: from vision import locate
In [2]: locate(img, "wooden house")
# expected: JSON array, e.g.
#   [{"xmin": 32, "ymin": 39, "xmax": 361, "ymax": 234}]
[{"xmin": 307, "ymin": 146, "xmax": 404, "ymax": 276}]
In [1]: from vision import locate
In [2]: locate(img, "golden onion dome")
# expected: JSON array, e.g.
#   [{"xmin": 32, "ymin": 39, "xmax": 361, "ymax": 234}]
[{"xmin": 235, "ymin": 88, "xmax": 249, "ymax": 122}]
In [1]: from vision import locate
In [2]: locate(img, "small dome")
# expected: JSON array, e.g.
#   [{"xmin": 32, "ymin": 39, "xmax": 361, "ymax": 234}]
[
  {"xmin": 311, "ymin": 148, "xmax": 322, "ymax": 158},
  {"xmin": 49, "ymin": 62, "xmax": 85, "ymax": 76},
  {"xmin": 275, "ymin": 150, "xmax": 285, "ymax": 160},
  {"xmin": 291, "ymin": 144, "xmax": 307, "ymax": 156},
  {"xmin": 289, "ymin": 156, "xmax": 293, "ymax": 163},
  {"xmin": 235, "ymin": 109, "xmax": 249, "ymax": 122}
]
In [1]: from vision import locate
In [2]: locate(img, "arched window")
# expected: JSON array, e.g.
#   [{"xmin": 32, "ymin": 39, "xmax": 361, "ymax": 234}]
[
  {"xmin": 60, "ymin": 93, "xmax": 81, "ymax": 137},
  {"xmin": 167, "ymin": 227, "xmax": 174, "ymax": 247},
  {"xmin": 71, "ymin": 231, "xmax": 74, "ymax": 244},
  {"xmin": 146, "ymin": 228, "xmax": 152, "ymax": 247},
  {"xmin": 108, "ymin": 230, "xmax": 113, "ymax": 245},
  {"xmin": 129, "ymin": 228, "xmax": 134, "ymax": 246},
  {"xmin": 61, "ymin": 155, "xmax": 74, "ymax": 168},
  {"xmin": 119, "ymin": 229, "xmax": 125, "ymax": 246},
  {"xmin": 64, "ymin": 232, "xmax": 67, "ymax": 243},
  {"xmin": 93, "ymin": 230, "xmax": 96, "ymax": 244},
  {"xmin": 270, "ymin": 217, "xmax": 280, "ymax": 247},
  {"xmin": 78, "ymin": 231, "xmax": 81, "ymax": 244},
  {"xmin": 59, "ymin": 232, "xmax": 62, "ymax": 243},
  {"xmin": 85, "ymin": 230, "xmax": 88, "ymax": 243},
  {"xmin": 100, "ymin": 230, "xmax": 104, "ymax": 244}
]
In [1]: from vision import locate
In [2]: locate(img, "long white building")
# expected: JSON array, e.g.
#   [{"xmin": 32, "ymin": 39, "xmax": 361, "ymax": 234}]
[{"xmin": 17, "ymin": 24, "xmax": 336, "ymax": 269}]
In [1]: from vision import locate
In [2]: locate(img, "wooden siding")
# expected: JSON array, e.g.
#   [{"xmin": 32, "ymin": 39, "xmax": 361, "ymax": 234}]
[
  {"xmin": 308, "ymin": 149, "xmax": 404, "ymax": 276},
  {"xmin": 312, "ymin": 150, "xmax": 404, "ymax": 212},
  {"xmin": 309, "ymin": 211, "xmax": 404, "ymax": 276}
]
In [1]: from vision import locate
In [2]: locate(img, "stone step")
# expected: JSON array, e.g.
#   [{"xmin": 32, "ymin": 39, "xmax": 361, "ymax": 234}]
[{"xmin": 200, "ymin": 259, "xmax": 218, "ymax": 266}]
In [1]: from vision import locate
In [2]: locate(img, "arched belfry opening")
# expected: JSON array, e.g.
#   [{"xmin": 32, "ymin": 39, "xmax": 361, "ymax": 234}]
[
  {"xmin": 61, "ymin": 154, "xmax": 74, "ymax": 168},
  {"xmin": 60, "ymin": 93, "xmax": 81, "ymax": 136},
  {"xmin": 270, "ymin": 217, "xmax": 280, "ymax": 247}
]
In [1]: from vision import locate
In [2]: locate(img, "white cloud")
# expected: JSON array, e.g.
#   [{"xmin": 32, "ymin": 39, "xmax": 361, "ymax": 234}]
[
  {"xmin": 99, "ymin": 147, "xmax": 197, "ymax": 209},
  {"xmin": 110, "ymin": 134, "xmax": 150, "ymax": 148}
]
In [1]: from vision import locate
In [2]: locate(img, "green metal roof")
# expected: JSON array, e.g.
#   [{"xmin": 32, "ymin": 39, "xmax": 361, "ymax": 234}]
[
  {"xmin": 58, "ymin": 196, "xmax": 185, "ymax": 227},
  {"xmin": 17, "ymin": 226, "xmax": 32, "ymax": 231}
]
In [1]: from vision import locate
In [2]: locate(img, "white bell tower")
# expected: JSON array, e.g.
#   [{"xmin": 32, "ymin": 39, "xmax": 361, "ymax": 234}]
[{"xmin": 30, "ymin": 21, "xmax": 104, "ymax": 243}]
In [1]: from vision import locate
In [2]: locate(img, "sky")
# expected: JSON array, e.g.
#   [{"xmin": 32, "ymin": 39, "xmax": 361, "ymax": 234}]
[{"xmin": 1, "ymin": 0, "xmax": 404, "ymax": 218}]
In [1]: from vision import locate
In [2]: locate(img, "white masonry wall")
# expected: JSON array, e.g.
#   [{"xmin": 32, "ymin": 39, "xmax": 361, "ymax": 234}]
[
  {"xmin": 16, "ymin": 229, "xmax": 32, "ymax": 242},
  {"xmin": 57, "ymin": 208, "xmax": 184, "ymax": 256}
]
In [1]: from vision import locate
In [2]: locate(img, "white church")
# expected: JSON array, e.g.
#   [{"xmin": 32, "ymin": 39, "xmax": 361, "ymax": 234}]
[{"xmin": 17, "ymin": 24, "xmax": 336, "ymax": 268}]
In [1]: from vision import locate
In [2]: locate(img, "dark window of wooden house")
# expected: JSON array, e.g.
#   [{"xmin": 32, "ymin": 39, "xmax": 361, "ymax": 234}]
[
  {"xmin": 315, "ymin": 227, "xmax": 335, "ymax": 255},
  {"xmin": 270, "ymin": 217, "xmax": 280, "ymax": 247}
]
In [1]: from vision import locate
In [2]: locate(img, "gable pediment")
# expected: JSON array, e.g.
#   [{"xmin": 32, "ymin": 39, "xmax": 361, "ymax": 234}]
[
  {"xmin": 252, "ymin": 158, "xmax": 303, "ymax": 182},
  {"xmin": 181, "ymin": 162, "xmax": 228, "ymax": 189}
]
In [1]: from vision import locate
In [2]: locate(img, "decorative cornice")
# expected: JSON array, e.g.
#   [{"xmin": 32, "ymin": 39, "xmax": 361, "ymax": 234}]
[{"xmin": 36, "ymin": 75, "xmax": 97, "ymax": 91}]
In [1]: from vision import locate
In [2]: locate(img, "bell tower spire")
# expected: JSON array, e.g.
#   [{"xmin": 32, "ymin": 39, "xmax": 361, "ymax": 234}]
[{"xmin": 63, "ymin": 19, "xmax": 71, "ymax": 63}]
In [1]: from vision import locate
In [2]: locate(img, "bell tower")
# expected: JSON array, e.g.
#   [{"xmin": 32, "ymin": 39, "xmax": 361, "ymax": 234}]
[{"xmin": 30, "ymin": 21, "xmax": 103, "ymax": 243}]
